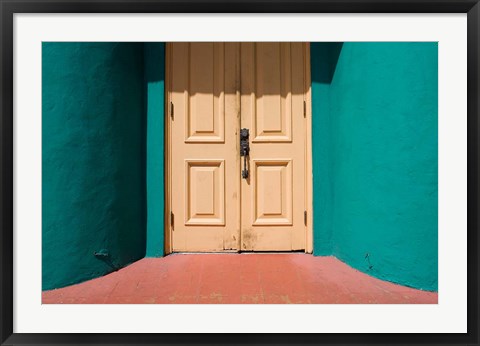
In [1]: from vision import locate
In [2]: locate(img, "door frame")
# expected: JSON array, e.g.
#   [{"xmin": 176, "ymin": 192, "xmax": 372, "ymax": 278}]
[{"xmin": 164, "ymin": 42, "xmax": 313, "ymax": 254}]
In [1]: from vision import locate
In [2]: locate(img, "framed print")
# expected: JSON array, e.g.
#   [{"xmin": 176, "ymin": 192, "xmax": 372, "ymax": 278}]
[{"xmin": 1, "ymin": 0, "xmax": 479, "ymax": 345}]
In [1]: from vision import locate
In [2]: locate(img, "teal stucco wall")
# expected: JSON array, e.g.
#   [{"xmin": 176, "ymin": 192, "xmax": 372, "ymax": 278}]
[
  {"xmin": 145, "ymin": 43, "xmax": 165, "ymax": 257},
  {"xmin": 311, "ymin": 42, "xmax": 438, "ymax": 291},
  {"xmin": 42, "ymin": 42, "xmax": 152, "ymax": 290}
]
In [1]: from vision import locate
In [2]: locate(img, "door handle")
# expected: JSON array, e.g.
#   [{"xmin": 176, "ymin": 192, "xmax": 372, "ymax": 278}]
[{"xmin": 240, "ymin": 128, "xmax": 249, "ymax": 179}]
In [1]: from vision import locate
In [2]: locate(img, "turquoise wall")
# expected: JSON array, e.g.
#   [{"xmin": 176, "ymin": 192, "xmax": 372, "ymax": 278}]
[
  {"xmin": 145, "ymin": 43, "xmax": 165, "ymax": 257},
  {"xmin": 311, "ymin": 42, "xmax": 438, "ymax": 291},
  {"xmin": 42, "ymin": 42, "xmax": 148, "ymax": 290},
  {"xmin": 310, "ymin": 43, "xmax": 343, "ymax": 255}
]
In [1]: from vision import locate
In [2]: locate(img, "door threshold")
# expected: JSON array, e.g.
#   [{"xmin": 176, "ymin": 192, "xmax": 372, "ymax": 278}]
[
  {"xmin": 169, "ymin": 250, "xmax": 308, "ymax": 255},
  {"xmin": 170, "ymin": 251, "xmax": 239, "ymax": 255}
]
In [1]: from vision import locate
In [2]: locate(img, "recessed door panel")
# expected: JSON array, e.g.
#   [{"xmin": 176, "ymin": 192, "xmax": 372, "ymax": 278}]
[
  {"xmin": 253, "ymin": 160, "xmax": 292, "ymax": 225},
  {"xmin": 254, "ymin": 43, "xmax": 292, "ymax": 142},
  {"xmin": 185, "ymin": 160, "xmax": 225, "ymax": 225},
  {"xmin": 186, "ymin": 43, "xmax": 225, "ymax": 143}
]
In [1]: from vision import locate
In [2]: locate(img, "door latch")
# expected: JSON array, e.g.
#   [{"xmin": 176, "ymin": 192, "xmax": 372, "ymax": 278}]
[{"xmin": 240, "ymin": 128, "xmax": 250, "ymax": 179}]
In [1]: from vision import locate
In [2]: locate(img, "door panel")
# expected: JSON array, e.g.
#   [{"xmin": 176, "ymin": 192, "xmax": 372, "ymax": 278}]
[
  {"xmin": 170, "ymin": 43, "xmax": 239, "ymax": 252},
  {"xmin": 240, "ymin": 43, "xmax": 306, "ymax": 251},
  {"xmin": 185, "ymin": 160, "xmax": 225, "ymax": 225},
  {"xmin": 253, "ymin": 159, "xmax": 292, "ymax": 226},
  {"xmin": 253, "ymin": 42, "xmax": 292, "ymax": 142},
  {"xmin": 186, "ymin": 43, "xmax": 225, "ymax": 143}
]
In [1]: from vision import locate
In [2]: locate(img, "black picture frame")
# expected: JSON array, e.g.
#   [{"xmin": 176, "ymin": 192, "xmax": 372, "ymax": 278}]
[{"xmin": 1, "ymin": 1, "xmax": 479, "ymax": 345}]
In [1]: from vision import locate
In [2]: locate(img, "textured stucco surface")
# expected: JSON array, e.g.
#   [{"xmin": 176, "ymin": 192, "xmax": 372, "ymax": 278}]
[
  {"xmin": 42, "ymin": 42, "xmax": 147, "ymax": 290},
  {"xmin": 145, "ymin": 43, "xmax": 166, "ymax": 257},
  {"xmin": 311, "ymin": 42, "xmax": 438, "ymax": 291}
]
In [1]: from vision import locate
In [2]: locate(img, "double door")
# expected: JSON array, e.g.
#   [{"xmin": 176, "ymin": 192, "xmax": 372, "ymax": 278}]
[{"xmin": 168, "ymin": 42, "xmax": 310, "ymax": 252}]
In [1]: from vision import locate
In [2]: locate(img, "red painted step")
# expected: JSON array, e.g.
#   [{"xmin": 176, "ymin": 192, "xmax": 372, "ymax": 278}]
[{"xmin": 42, "ymin": 254, "xmax": 437, "ymax": 304}]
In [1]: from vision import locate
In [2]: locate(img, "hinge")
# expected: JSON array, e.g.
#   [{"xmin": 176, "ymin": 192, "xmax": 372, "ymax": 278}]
[
  {"xmin": 304, "ymin": 210, "xmax": 307, "ymax": 225},
  {"xmin": 170, "ymin": 211, "xmax": 174, "ymax": 229},
  {"xmin": 303, "ymin": 100, "xmax": 306, "ymax": 117},
  {"xmin": 170, "ymin": 102, "xmax": 174, "ymax": 119}
]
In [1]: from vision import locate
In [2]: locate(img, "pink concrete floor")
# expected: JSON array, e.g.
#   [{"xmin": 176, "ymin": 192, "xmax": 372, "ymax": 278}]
[{"xmin": 42, "ymin": 254, "xmax": 437, "ymax": 304}]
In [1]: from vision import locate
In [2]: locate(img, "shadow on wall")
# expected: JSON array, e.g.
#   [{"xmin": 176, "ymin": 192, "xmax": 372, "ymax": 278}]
[
  {"xmin": 311, "ymin": 42, "xmax": 344, "ymax": 84},
  {"xmin": 144, "ymin": 43, "xmax": 166, "ymax": 258}
]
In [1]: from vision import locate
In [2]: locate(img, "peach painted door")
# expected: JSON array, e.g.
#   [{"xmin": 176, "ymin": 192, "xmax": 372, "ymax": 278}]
[
  {"xmin": 240, "ymin": 43, "xmax": 307, "ymax": 251},
  {"xmin": 169, "ymin": 43, "xmax": 240, "ymax": 252}
]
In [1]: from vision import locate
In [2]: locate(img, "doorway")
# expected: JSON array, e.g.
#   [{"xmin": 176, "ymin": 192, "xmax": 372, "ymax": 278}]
[{"xmin": 165, "ymin": 42, "xmax": 312, "ymax": 253}]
